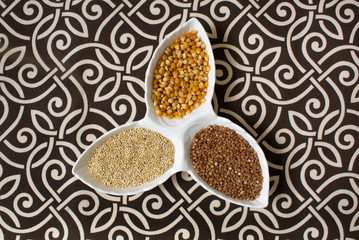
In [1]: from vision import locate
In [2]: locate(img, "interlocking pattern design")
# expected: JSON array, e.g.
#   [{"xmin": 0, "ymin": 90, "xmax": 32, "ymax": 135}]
[{"xmin": 0, "ymin": 1, "xmax": 358, "ymax": 239}]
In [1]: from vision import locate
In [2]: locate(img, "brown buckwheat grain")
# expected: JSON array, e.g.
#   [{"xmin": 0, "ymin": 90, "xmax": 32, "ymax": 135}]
[{"xmin": 190, "ymin": 125, "xmax": 263, "ymax": 200}]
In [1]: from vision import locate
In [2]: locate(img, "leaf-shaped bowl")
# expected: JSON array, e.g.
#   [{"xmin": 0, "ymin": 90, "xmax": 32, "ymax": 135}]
[
  {"xmin": 73, "ymin": 18, "xmax": 269, "ymax": 208},
  {"xmin": 144, "ymin": 18, "xmax": 217, "ymax": 127},
  {"xmin": 71, "ymin": 118, "xmax": 185, "ymax": 196},
  {"xmin": 183, "ymin": 116, "xmax": 269, "ymax": 208}
]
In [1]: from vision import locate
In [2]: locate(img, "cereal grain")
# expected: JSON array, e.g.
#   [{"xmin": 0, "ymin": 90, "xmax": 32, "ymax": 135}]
[{"xmin": 88, "ymin": 127, "xmax": 175, "ymax": 188}]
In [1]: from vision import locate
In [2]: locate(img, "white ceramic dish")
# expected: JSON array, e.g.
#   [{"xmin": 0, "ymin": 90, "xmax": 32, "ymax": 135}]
[{"xmin": 73, "ymin": 18, "xmax": 269, "ymax": 208}]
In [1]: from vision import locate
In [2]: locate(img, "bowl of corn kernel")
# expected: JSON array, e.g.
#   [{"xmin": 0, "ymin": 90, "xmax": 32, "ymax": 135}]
[{"xmin": 144, "ymin": 18, "xmax": 217, "ymax": 127}]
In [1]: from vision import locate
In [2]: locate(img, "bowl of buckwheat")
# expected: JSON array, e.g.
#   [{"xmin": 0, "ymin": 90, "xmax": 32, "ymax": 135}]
[{"xmin": 184, "ymin": 117, "xmax": 269, "ymax": 208}]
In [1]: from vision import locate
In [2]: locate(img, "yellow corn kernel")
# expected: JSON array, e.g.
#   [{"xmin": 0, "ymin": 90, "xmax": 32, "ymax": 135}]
[
  {"xmin": 181, "ymin": 103, "xmax": 189, "ymax": 110},
  {"xmin": 152, "ymin": 29, "xmax": 210, "ymax": 119},
  {"xmin": 155, "ymin": 110, "xmax": 162, "ymax": 116},
  {"xmin": 179, "ymin": 97, "xmax": 185, "ymax": 104}
]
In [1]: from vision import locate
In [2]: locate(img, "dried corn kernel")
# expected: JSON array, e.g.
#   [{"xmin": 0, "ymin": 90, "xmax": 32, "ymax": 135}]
[{"xmin": 153, "ymin": 30, "xmax": 210, "ymax": 118}]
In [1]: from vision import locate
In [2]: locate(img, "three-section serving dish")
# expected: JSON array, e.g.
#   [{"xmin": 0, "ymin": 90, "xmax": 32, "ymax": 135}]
[{"xmin": 72, "ymin": 18, "xmax": 269, "ymax": 208}]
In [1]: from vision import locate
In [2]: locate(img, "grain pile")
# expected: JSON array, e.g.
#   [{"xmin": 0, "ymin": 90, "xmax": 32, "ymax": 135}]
[
  {"xmin": 88, "ymin": 127, "xmax": 175, "ymax": 188},
  {"xmin": 152, "ymin": 30, "xmax": 210, "ymax": 119},
  {"xmin": 191, "ymin": 125, "xmax": 263, "ymax": 200}
]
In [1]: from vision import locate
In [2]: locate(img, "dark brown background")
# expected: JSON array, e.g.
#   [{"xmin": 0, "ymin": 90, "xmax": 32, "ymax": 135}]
[{"xmin": 0, "ymin": 1, "xmax": 358, "ymax": 239}]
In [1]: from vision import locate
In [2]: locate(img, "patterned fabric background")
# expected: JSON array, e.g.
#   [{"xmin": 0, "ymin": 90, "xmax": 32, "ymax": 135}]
[{"xmin": 1, "ymin": 0, "xmax": 359, "ymax": 239}]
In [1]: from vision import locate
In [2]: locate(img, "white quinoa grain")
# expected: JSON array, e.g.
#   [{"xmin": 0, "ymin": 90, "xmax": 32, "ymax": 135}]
[{"xmin": 88, "ymin": 127, "xmax": 175, "ymax": 188}]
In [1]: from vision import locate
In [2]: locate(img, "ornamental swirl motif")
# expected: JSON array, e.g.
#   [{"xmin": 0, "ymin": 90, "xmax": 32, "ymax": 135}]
[{"xmin": 0, "ymin": 1, "xmax": 358, "ymax": 239}]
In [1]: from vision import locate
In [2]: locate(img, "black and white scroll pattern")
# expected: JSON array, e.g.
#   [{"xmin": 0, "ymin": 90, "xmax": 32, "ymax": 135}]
[{"xmin": 0, "ymin": 1, "xmax": 358, "ymax": 239}]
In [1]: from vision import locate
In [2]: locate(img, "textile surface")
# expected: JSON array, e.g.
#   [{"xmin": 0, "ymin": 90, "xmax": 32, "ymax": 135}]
[{"xmin": 0, "ymin": 1, "xmax": 359, "ymax": 239}]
